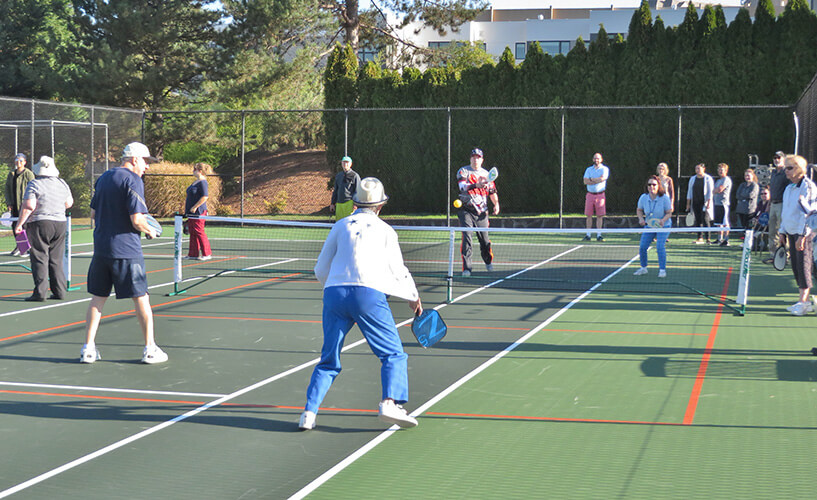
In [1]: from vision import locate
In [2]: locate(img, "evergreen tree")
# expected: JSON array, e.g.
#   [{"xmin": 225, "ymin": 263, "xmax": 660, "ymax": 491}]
[
  {"xmin": 0, "ymin": 0, "xmax": 82, "ymax": 99},
  {"xmin": 752, "ymin": 0, "xmax": 778, "ymax": 103},
  {"xmin": 669, "ymin": 3, "xmax": 700, "ymax": 103},
  {"xmin": 726, "ymin": 8, "xmax": 754, "ymax": 104},
  {"xmin": 73, "ymin": 0, "xmax": 221, "ymax": 110},
  {"xmin": 777, "ymin": 0, "xmax": 817, "ymax": 102}
]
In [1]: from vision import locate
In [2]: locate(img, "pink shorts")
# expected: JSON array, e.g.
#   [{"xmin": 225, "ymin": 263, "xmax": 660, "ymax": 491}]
[{"xmin": 585, "ymin": 192, "xmax": 606, "ymax": 216}]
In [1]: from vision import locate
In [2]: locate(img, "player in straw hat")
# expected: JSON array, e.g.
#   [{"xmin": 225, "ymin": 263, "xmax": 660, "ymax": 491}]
[{"xmin": 300, "ymin": 177, "xmax": 423, "ymax": 430}]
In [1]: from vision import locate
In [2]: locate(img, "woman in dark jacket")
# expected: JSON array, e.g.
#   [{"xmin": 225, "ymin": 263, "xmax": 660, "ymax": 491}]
[{"xmin": 735, "ymin": 168, "xmax": 759, "ymax": 229}]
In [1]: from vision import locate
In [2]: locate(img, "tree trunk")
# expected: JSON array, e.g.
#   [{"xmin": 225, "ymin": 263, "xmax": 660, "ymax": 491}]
[{"xmin": 343, "ymin": 0, "xmax": 360, "ymax": 50}]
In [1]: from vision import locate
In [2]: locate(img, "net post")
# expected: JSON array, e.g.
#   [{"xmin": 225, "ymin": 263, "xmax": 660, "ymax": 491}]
[
  {"xmin": 168, "ymin": 214, "xmax": 186, "ymax": 296},
  {"xmin": 736, "ymin": 229, "xmax": 752, "ymax": 315},
  {"xmin": 447, "ymin": 228, "xmax": 455, "ymax": 303},
  {"xmin": 64, "ymin": 212, "xmax": 79, "ymax": 291}
]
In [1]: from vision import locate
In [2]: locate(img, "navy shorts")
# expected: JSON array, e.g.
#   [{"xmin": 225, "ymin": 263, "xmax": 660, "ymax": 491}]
[{"xmin": 87, "ymin": 256, "xmax": 149, "ymax": 299}]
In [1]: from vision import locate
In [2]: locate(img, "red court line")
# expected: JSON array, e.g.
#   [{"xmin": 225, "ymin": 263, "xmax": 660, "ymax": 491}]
[
  {"xmin": 152, "ymin": 313, "xmax": 321, "ymax": 324},
  {"xmin": 0, "ymin": 273, "xmax": 301, "ymax": 343},
  {"xmin": 0, "ymin": 256, "xmax": 243, "ymax": 298},
  {"xmin": 0, "ymin": 390, "xmax": 680, "ymax": 426},
  {"xmin": 682, "ymin": 267, "xmax": 732, "ymax": 425}
]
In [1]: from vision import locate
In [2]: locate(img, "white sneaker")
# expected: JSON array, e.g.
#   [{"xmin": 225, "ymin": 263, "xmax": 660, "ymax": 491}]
[
  {"xmin": 197, "ymin": 255, "xmax": 212, "ymax": 261},
  {"xmin": 183, "ymin": 256, "xmax": 196, "ymax": 260},
  {"xmin": 658, "ymin": 270, "xmax": 667, "ymax": 278},
  {"xmin": 462, "ymin": 270, "xmax": 471, "ymax": 277},
  {"xmin": 786, "ymin": 302, "xmax": 800, "ymax": 312},
  {"xmin": 790, "ymin": 302, "xmax": 815, "ymax": 316},
  {"xmin": 299, "ymin": 410, "xmax": 317, "ymax": 430},
  {"xmin": 378, "ymin": 399, "xmax": 418, "ymax": 428},
  {"xmin": 486, "ymin": 263, "xmax": 494, "ymax": 271},
  {"xmin": 633, "ymin": 267, "xmax": 648, "ymax": 276},
  {"xmin": 141, "ymin": 345, "xmax": 169, "ymax": 364},
  {"xmin": 80, "ymin": 345, "xmax": 101, "ymax": 363}
]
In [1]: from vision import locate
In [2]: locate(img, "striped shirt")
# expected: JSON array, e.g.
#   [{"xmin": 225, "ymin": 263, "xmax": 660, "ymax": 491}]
[{"xmin": 23, "ymin": 177, "xmax": 73, "ymax": 222}]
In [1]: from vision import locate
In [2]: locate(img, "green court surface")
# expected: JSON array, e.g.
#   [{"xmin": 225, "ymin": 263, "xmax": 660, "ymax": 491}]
[{"xmin": 1, "ymin": 227, "xmax": 816, "ymax": 499}]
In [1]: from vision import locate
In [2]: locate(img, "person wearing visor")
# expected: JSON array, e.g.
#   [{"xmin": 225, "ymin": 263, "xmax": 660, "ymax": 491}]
[
  {"xmin": 456, "ymin": 148, "xmax": 499, "ymax": 277},
  {"xmin": 300, "ymin": 177, "xmax": 422, "ymax": 430},
  {"xmin": 81, "ymin": 142, "xmax": 168, "ymax": 365}
]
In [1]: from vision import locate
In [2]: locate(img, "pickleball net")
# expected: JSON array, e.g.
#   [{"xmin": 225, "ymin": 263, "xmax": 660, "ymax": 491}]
[{"xmin": 170, "ymin": 215, "xmax": 753, "ymax": 314}]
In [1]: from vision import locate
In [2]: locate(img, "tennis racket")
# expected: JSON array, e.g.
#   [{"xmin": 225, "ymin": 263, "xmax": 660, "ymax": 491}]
[
  {"xmin": 486, "ymin": 166, "xmax": 498, "ymax": 182},
  {"xmin": 0, "ymin": 211, "xmax": 11, "ymax": 228},
  {"xmin": 411, "ymin": 309, "xmax": 448, "ymax": 348},
  {"xmin": 144, "ymin": 214, "xmax": 163, "ymax": 239},
  {"xmin": 685, "ymin": 212, "xmax": 695, "ymax": 226},
  {"xmin": 773, "ymin": 246, "xmax": 787, "ymax": 271}
]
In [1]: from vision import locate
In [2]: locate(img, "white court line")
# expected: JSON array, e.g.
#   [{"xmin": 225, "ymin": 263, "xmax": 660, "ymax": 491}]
[
  {"xmin": 0, "ymin": 381, "xmax": 226, "ymax": 399},
  {"xmin": 288, "ymin": 251, "xmax": 638, "ymax": 500},
  {"xmin": 0, "ymin": 244, "xmax": 597, "ymax": 497}
]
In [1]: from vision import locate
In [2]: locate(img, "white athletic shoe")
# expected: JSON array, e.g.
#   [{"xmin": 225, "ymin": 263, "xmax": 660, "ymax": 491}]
[
  {"xmin": 633, "ymin": 267, "xmax": 648, "ymax": 276},
  {"xmin": 79, "ymin": 345, "xmax": 101, "ymax": 364},
  {"xmin": 462, "ymin": 270, "xmax": 471, "ymax": 277},
  {"xmin": 790, "ymin": 302, "xmax": 815, "ymax": 316},
  {"xmin": 141, "ymin": 345, "xmax": 169, "ymax": 364},
  {"xmin": 299, "ymin": 410, "xmax": 317, "ymax": 430},
  {"xmin": 786, "ymin": 302, "xmax": 800, "ymax": 312},
  {"xmin": 486, "ymin": 263, "xmax": 494, "ymax": 271},
  {"xmin": 658, "ymin": 270, "xmax": 667, "ymax": 278},
  {"xmin": 378, "ymin": 399, "xmax": 418, "ymax": 428},
  {"xmin": 197, "ymin": 255, "xmax": 212, "ymax": 261}
]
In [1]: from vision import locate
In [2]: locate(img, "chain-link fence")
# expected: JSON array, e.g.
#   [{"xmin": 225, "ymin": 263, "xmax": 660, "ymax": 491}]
[
  {"xmin": 146, "ymin": 105, "xmax": 793, "ymax": 225},
  {"xmin": 796, "ymin": 72, "xmax": 817, "ymax": 164},
  {"xmin": 0, "ymin": 96, "xmax": 144, "ymax": 216}
]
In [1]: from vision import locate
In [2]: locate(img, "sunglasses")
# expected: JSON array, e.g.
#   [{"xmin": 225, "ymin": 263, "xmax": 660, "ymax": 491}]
[
  {"xmin": 785, "ymin": 166, "xmax": 795, "ymax": 170},
  {"xmin": 647, "ymin": 183, "xmax": 658, "ymax": 187}
]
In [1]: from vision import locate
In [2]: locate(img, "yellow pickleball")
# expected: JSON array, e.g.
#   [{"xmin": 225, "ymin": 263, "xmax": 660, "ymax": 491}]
[{"xmin": 453, "ymin": 199, "xmax": 462, "ymax": 208}]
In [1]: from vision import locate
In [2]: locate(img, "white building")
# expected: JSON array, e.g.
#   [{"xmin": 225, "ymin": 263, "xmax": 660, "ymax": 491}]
[{"xmin": 376, "ymin": 0, "xmax": 794, "ymax": 65}]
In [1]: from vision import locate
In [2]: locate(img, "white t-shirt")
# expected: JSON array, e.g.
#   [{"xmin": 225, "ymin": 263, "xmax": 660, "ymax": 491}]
[
  {"xmin": 314, "ymin": 210, "xmax": 419, "ymax": 301},
  {"xmin": 584, "ymin": 164, "xmax": 609, "ymax": 193}
]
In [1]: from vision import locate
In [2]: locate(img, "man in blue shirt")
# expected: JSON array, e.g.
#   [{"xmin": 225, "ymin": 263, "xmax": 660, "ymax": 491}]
[{"xmin": 80, "ymin": 142, "xmax": 168, "ymax": 364}]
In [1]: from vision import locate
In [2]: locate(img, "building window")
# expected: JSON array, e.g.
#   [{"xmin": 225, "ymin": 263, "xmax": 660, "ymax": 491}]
[
  {"xmin": 590, "ymin": 32, "xmax": 624, "ymax": 42},
  {"xmin": 515, "ymin": 42, "xmax": 526, "ymax": 60},
  {"xmin": 528, "ymin": 40, "xmax": 571, "ymax": 55},
  {"xmin": 358, "ymin": 47, "xmax": 378, "ymax": 63},
  {"xmin": 428, "ymin": 41, "xmax": 451, "ymax": 49}
]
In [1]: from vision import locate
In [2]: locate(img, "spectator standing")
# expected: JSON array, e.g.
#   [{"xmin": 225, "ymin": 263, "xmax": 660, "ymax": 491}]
[
  {"xmin": 583, "ymin": 153, "xmax": 609, "ymax": 241},
  {"xmin": 4, "ymin": 153, "xmax": 35, "ymax": 256},
  {"xmin": 764, "ymin": 151, "xmax": 788, "ymax": 264},
  {"xmin": 735, "ymin": 169, "xmax": 759, "ymax": 230},
  {"xmin": 656, "ymin": 162, "xmax": 675, "ymax": 208},
  {"xmin": 330, "ymin": 156, "xmax": 360, "ymax": 220},
  {"xmin": 713, "ymin": 163, "xmax": 733, "ymax": 246},
  {"xmin": 686, "ymin": 163, "xmax": 714, "ymax": 244},
  {"xmin": 300, "ymin": 177, "xmax": 422, "ymax": 430},
  {"xmin": 184, "ymin": 162, "xmax": 212, "ymax": 261},
  {"xmin": 14, "ymin": 156, "xmax": 73, "ymax": 301},
  {"xmin": 456, "ymin": 148, "xmax": 499, "ymax": 276},
  {"xmin": 81, "ymin": 142, "xmax": 168, "ymax": 365}
]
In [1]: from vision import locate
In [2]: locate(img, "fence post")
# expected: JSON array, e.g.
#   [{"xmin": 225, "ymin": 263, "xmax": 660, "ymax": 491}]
[
  {"xmin": 447, "ymin": 107, "xmax": 452, "ymax": 227},
  {"xmin": 559, "ymin": 106, "xmax": 565, "ymax": 229},
  {"xmin": 241, "ymin": 110, "xmax": 246, "ymax": 218},
  {"xmin": 676, "ymin": 105, "xmax": 682, "ymax": 222},
  {"xmin": 30, "ymin": 99, "xmax": 35, "ymax": 158},
  {"xmin": 90, "ymin": 106, "xmax": 95, "ymax": 202},
  {"xmin": 344, "ymin": 108, "xmax": 348, "ymax": 157}
]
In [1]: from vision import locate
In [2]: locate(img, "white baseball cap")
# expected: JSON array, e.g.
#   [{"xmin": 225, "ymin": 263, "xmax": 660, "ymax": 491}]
[
  {"xmin": 353, "ymin": 177, "xmax": 389, "ymax": 207},
  {"xmin": 122, "ymin": 142, "xmax": 159, "ymax": 164}
]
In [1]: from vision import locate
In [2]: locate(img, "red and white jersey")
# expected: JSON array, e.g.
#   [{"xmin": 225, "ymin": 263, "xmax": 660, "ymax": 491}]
[{"xmin": 457, "ymin": 166, "xmax": 496, "ymax": 215}]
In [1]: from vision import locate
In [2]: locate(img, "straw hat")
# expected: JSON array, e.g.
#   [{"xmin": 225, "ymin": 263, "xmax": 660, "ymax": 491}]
[
  {"xmin": 353, "ymin": 177, "xmax": 389, "ymax": 207},
  {"xmin": 33, "ymin": 156, "xmax": 59, "ymax": 177}
]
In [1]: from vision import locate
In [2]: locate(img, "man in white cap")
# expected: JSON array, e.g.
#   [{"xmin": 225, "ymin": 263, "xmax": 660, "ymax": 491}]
[
  {"xmin": 81, "ymin": 142, "xmax": 168, "ymax": 364},
  {"xmin": 4, "ymin": 153, "xmax": 35, "ymax": 256},
  {"xmin": 300, "ymin": 177, "xmax": 423, "ymax": 430}
]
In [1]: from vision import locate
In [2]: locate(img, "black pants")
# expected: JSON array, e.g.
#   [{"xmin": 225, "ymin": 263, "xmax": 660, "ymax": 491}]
[
  {"xmin": 788, "ymin": 235, "xmax": 813, "ymax": 290},
  {"xmin": 457, "ymin": 209, "xmax": 492, "ymax": 272},
  {"xmin": 737, "ymin": 212, "xmax": 752, "ymax": 229},
  {"xmin": 692, "ymin": 203, "xmax": 712, "ymax": 240},
  {"xmin": 26, "ymin": 220, "xmax": 67, "ymax": 299}
]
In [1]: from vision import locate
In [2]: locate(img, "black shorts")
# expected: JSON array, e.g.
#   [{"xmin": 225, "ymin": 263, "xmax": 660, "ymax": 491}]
[{"xmin": 87, "ymin": 256, "xmax": 148, "ymax": 299}]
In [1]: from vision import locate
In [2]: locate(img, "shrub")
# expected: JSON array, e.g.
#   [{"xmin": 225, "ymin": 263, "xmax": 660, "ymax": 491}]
[
  {"xmin": 263, "ymin": 190, "xmax": 288, "ymax": 214},
  {"xmin": 143, "ymin": 162, "xmax": 222, "ymax": 217}
]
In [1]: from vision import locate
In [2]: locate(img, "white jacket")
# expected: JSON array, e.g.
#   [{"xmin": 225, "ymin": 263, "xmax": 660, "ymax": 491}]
[
  {"xmin": 314, "ymin": 210, "xmax": 419, "ymax": 301},
  {"xmin": 686, "ymin": 174, "xmax": 715, "ymax": 219}
]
